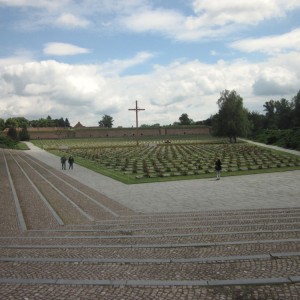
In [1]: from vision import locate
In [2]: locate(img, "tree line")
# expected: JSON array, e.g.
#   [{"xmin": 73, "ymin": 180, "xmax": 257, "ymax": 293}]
[
  {"xmin": 211, "ymin": 89, "xmax": 300, "ymax": 137},
  {"xmin": 1, "ymin": 90, "xmax": 299, "ymax": 148},
  {"xmin": 0, "ymin": 115, "xmax": 71, "ymax": 143},
  {"xmin": 0, "ymin": 115, "xmax": 71, "ymax": 130},
  {"xmin": 208, "ymin": 89, "xmax": 300, "ymax": 149}
]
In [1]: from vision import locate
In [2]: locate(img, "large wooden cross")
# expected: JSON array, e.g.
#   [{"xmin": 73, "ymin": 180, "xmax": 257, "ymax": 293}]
[{"xmin": 128, "ymin": 100, "xmax": 145, "ymax": 146}]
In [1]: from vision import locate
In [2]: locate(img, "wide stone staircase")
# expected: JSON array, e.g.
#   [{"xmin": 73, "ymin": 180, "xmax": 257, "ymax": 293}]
[{"xmin": 1, "ymin": 149, "xmax": 300, "ymax": 299}]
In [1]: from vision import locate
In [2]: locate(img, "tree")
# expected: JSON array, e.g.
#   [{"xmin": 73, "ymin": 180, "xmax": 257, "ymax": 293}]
[
  {"xmin": 195, "ymin": 116, "xmax": 213, "ymax": 126},
  {"xmin": 275, "ymin": 98, "xmax": 293, "ymax": 129},
  {"xmin": 19, "ymin": 125, "xmax": 30, "ymax": 141},
  {"xmin": 213, "ymin": 90, "xmax": 250, "ymax": 142},
  {"xmin": 57, "ymin": 117, "xmax": 66, "ymax": 127},
  {"xmin": 0, "ymin": 118, "xmax": 5, "ymax": 131},
  {"xmin": 263, "ymin": 100, "xmax": 278, "ymax": 129},
  {"xmin": 292, "ymin": 90, "xmax": 300, "ymax": 127},
  {"xmin": 141, "ymin": 123, "xmax": 160, "ymax": 128},
  {"xmin": 263, "ymin": 98, "xmax": 294, "ymax": 129},
  {"xmin": 179, "ymin": 113, "xmax": 193, "ymax": 125},
  {"xmin": 5, "ymin": 117, "xmax": 29, "ymax": 128},
  {"xmin": 65, "ymin": 118, "xmax": 71, "ymax": 128},
  {"xmin": 98, "ymin": 115, "xmax": 114, "ymax": 128},
  {"xmin": 248, "ymin": 111, "xmax": 266, "ymax": 136},
  {"xmin": 7, "ymin": 126, "xmax": 18, "ymax": 141}
]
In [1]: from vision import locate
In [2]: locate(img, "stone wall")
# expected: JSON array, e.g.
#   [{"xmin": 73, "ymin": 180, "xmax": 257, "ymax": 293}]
[{"xmin": 3, "ymin": 126, "xmax": 211, "ymax": 140}]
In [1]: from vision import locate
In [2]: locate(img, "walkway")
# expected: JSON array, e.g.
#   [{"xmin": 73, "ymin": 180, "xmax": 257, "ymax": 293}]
[{"xmin": 25, "ymin": 142, "xmax": 300, "ymax": 214}]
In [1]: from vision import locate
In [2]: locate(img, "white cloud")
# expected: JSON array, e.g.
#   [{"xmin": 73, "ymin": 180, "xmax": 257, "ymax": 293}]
[
  {"xmin": 252, "ymin": 52, "xmax": 300, "ymax": 95},
  {"xmin": 118, "ymin": 0, "xmax": 300, "ymax": 42},
  {"xmin": 0, "ymin": 56, "xmax": 32, "ymax": 67},
  {"xmin": 55, "ymin": 13, "xmax": 90, "ymax": 28},
  {"xmin": 0, "ymin": 0, "xmax": 69, "ymax": 10},
  {"xmin": 1, "ymin": 49, "xmax": 300, "ymax": 127},
  {"xmin": 99, "ymin": 52, "xmax": 155, "ymax": 75},
  {"xmin": 2, "ymin": 0, "xmax": 300, "ymax": 42},
  {"xmin": 43, "ymin": 43, "xmax": 91, "ymax": 56},
  {"xmin": 120, "ymin": 8, "xmax": 184, "ymax": 34},
  {"xmin": 192, "ymin": 0, "xmax": 284, "ymax": 26},
  {"xmin": 230, "ymin": 28, "xmax": 300, "ymax": 54}
]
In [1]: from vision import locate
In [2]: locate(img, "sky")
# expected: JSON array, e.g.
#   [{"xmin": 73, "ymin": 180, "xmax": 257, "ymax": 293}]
[{"xmin": 0, "ymin": 0, "xmax": 300, "ymax": 128}]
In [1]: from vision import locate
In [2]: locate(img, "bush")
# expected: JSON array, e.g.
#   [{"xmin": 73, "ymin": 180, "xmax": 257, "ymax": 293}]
[
  {"xmin": 254, "ymin": 129, "xmax": 300, "ymax": 150},
  {"xmin": 0, "ymin": 136, "xmax": 18, "ymax": 148}
]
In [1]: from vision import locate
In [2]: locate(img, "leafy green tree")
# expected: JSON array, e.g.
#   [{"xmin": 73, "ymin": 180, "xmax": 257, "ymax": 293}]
[
  {"xmin": 179, "ymin": 113, "xmax": 193, "ymax": 125},
  {"xmin": 7, "ymin": 126, "xmax": 18, "ymax": 141},
  {"xmin": 263, "ymin": 100, "xmax": 278, "ymax": 129},
  {"xmin": 5, "ymin": 117, "xmax": 29, "ymax": 128},
  {"xmin": 19, "ymin": 125, "xmax": 30, "ymax": 141},
  {"xmin": 264, "ymin": 98, "xmax": 294, "ymax": 129},
  {"xmin": 0, "ymin": 118, "xmax": 5, "ymax": 131},
  {"xmin": 292, "ymin": 90, "xmax": 300, "ymax": 127},
  {"xmin": 195, "ymin": 116, "xmax": 213, "ymax": 126},
  {"xmin": 65, "ymin": 118, "xmax": 71, "ymax": 128},
  {"xmin": 98, "ymin": 115, "xmax": 114, "ymax": 128},
  {"xmin": 57, "ymin": 117, "xmax": 65, "ymax": 127},
  {"xmin": 36, "ymin": 117, "xmax": 51, "ymax": 127},
  {"xmin": 248, "ymin": 111, "xmax": 266, "ymax": 136},
  {"xmin": 141, "ymin": 123, "xmax": 160, "ymax": 128},
  {"xmin": 275, "ymin": 98, "xmax": 293, "ymax": 129},
  {"xmin": 213, "ymin": 90, "xmax": 250, "ymax": 142}
]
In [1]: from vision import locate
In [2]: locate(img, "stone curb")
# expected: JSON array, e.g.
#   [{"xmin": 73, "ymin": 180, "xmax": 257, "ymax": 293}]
[
  {"xmin": 1, "ymin": 252, "xmax": 299, "ymax": 264},
  {"xmin": 2, "ymin": 227, "xmax": 300, "ymax": 240},
  {"xmin": 28, "ymin": 220, "xmax": 300, "ymax": 233},
  {"xmin": 0, "ymin": 277, "xmax": 297, "ymax": 287},
  {"xmin": 1, "ymin": 238, "xmax": 300, "ymax": 249}
]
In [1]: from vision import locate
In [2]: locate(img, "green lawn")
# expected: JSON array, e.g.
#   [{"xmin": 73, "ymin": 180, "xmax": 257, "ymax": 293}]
[{"xmin": 32, "ymin": 136, "xmax": 300, "ymax": 184}]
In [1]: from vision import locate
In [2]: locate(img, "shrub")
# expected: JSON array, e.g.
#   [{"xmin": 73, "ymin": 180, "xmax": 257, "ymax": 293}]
[
  {"xmin": 0, "ymin": 136, "xmax": 18, "ymax": 148},
  {"xmin": 254, "ymin": 129, "xmax": 300, "ymax": 150}
]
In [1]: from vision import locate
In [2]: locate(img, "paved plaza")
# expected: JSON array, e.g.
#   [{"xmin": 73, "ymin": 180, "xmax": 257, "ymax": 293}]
[
  {"xmin": 1, "ymin": 141, "xmax": 300, "ymax": 299},
  {"xmin": 26, "ymin": 142, "xmax": 300, "ymax": 213}
]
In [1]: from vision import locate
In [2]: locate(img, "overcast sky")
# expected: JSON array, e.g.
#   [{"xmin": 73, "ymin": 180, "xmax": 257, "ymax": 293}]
[{"xmin": 1, "ymin": 0, "xmax": 300, "ymax": 127}]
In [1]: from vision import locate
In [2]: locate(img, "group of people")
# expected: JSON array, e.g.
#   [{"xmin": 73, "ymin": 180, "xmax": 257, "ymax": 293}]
[{"xmin": 60, "ymin": 155, "xmax": 74, "ymax": 170}]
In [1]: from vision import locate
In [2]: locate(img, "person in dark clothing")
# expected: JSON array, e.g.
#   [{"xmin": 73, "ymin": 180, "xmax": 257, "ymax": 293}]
[
  {"xmin": 61, "ymin": 155, "xmax": 67, "ymax": 170},
  {"xmin": 68, "ymin": 155, "xmax": 74, "ymax": 169},
  {"xmin": 215, "ymin": 158, "xmax": 222, "ymax": 180}
]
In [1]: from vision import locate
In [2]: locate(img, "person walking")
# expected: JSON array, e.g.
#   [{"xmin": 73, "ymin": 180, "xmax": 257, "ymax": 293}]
[
  {"xmin": 60, "ymin": 155, "xmax": 67, "ymax": 170},
  {"xmin": 68, "ymin": 155, "xmax": 74, "ymax": 169},
  {"xmin": 215, "ymin": 158, "xmax": 222, "ymax": 180}
]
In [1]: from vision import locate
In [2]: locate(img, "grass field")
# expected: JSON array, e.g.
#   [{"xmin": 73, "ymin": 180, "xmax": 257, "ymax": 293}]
[{"xmin": 32, "ymin": 136, "xmax": 300, "ymax": 184}]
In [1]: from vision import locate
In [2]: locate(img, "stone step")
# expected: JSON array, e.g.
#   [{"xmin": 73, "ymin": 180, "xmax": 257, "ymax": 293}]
[
  {"xmin": 14, "ymin": 152, "xmax": 134, "ymax": 216},
  {"xmin": 64, "ymin": 216, "xmax": 300, "ymax": 230},
  {"xmin": 1, "ymin": 256, "xmax": 300, "ymax": 282},
  {"xmin": 1, "ymin": 251, "xmax": 300, "ymax": 263},
  {"xmin": 1, "ymin": 242, "xmax": 300, "ymax": 260},
  {"xmin": 2, "ymin": 231, "xmax": 300, "ymax": 246},
  {"xmin": 0, "ymin": 280, "xmax": 299, "ymax": 299},
  {"xmin": 2, "ymin": 149, "xmax": 300, "ymax": 298},
  {"xmin": 23, "ymin": 223, "xmax": 300, "ymax": 237},
  {"xmin": 3, "ymin": 228, "xmax": 300, "ymax": 242}
]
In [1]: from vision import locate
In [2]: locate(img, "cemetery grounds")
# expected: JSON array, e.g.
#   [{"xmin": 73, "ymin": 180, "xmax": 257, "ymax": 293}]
[{"xmin": 32, "ymin": 135, "xmax": 300, "ymax": 184}]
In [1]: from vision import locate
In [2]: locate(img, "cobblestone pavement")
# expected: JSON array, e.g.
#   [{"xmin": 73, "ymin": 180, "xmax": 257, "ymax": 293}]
[{"xmin": 1, "ymin": 143, "xmax": 300, "ymax": 299}]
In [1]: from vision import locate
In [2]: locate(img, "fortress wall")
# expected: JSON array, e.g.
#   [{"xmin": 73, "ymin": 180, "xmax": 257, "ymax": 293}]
[{"xmin": 3, "ymin": 126, "xmax": 211, "ymax": 140}]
